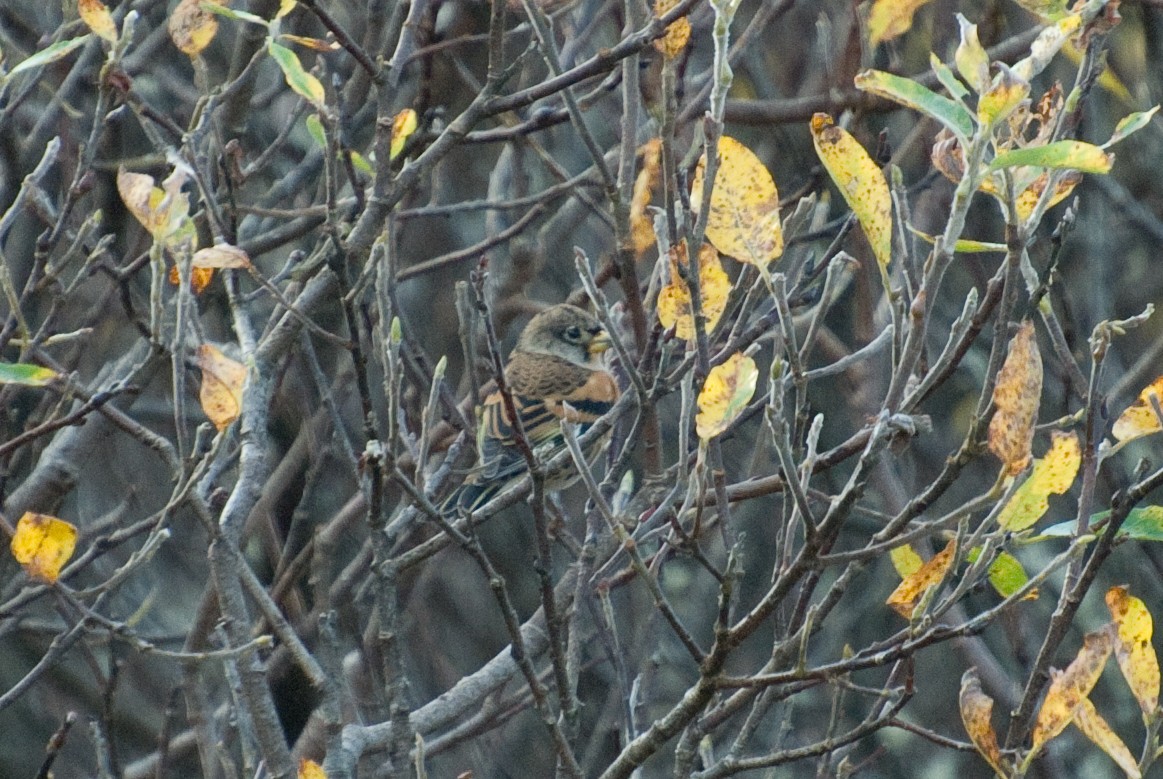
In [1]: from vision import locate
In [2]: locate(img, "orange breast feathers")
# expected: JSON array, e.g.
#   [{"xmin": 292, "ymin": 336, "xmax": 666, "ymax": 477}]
[{"xmin": 478, "ymin": 356, "xmax": 620, "ymax": 445}]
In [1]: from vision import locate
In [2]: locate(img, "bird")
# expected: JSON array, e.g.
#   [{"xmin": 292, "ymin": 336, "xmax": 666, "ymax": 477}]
[{"xmin": 443, "ymin": 304, "xmax": 620, "ymax": 517}]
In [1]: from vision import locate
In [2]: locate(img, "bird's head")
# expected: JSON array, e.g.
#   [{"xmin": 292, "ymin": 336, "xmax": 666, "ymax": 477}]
[{"xmin": 516, "ymin": 304, "xmax": 611, "ymax": 367}]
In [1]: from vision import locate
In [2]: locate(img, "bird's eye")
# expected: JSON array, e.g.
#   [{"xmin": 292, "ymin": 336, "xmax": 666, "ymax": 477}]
[{"xmin": 565, "ymin": 326, "xmax": 582, "ymax": 340}]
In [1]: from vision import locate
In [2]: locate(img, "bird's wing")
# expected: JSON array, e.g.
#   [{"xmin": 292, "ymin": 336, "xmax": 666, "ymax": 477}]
[
  {"xmin": 475, "ymin": 390, "xmax": 557, "ymax": 481},
  {"xmin": 443, "ymin": 353, "xmax": 620, "ymax": 516},
  {"xmin": 475, "ymin": 353, "xmax": 619, "ymax": 478}
]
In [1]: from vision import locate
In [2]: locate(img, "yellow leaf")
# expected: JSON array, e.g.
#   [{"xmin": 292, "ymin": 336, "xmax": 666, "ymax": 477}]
[
  {"xmin": 695, "ymin": 352, "xmax": 758, "ymax": 440},
  {"xmin": 116, "ymin": 167, "xmax": 195, "ymax": 248},
  {"xmin": 631, "ymin": 139, "xmax": 662, "ymax": 256},
  {"xmin": 1011, "ymin": 13, "xmax": 1082, "ymax": 83},
  {"xmin": 931, "ymin": 130, "xmax": 1078, "ymax": 222},
  {"xmin": 654, "ymin": 0, "xmax": 690, "ymax": 58},
  {"xmin": 989, "ymin": 321, "xmax": 1043, "ymax": 476},
  {"xmin": 169, "ymin": 265, "xmax": 215, "ymax": 294},
  {"xmin": 298, "ymin": 758, "xmax": 327, "ymax": 779},
  {"xmin": 1072, "ymin": 698, "xmax": 1142, "ymax": 779},
  {"xmin": 977, "ymin": 65, "xmax": 1030, "ymax": 128},
  {"xmin": 168, "ymin": 239, "xmax": 246, "ymax": 292},
  {"xmin": 1012, "ymin": 171, "xmax": 1080, "ymax": 222},
  {"xmin": 169, "ymin": 0, "xmax": 220, "ymax": 57},
  {"xmin": 390, "ymin": 108, "xmax": 418, "ymax": 160},
  {"xmin": 1112, "ymin": 375, "xmax": 1163, "ymax": 443},
  {"xmin": 889, "ymin": 544, "xmax": 923, "ymax": 577},
  {"xmin": 280, "ymin": 34, "xmax": 340, "ymax": 52},
  {"xmin": 192, "ymin": 243, "xmax": 252, "ymax": 269},
  {"xmin": 886, "ymin": 539, "xmax": 954, "ymax": 618},
  {"xmin": 689, "ymin": 136, "xmax": 783, "ymax": 266},
  {"xmin": 116, "ymin": 169, "xmax": 165, "ymax": 237},
  {"xmin": 1105, "ymin": 586, "xmax": 1161, "ymax": 717},
  {"xmin": 867, "ymin": 0, "xmax": 934, "ymax": 46},
  {"xmin": 959, "ymin": 669, "xmax": 1008, "ymax": 778},
  {"xmin": 997, "ymin": 431, "xmax": 1081, "ymax": 532},
  {"xmin": 810, "ymin": 113, "xmax": 892, "ymax": 270},
  {"xmin": 954, "ymin": 15, "xmax": 990, "ymax": 93},
  {"xmin": 198, "ymin": 344, "xmax": 247, "ymax": 431},
  {"xmin": 10, "ymin": 512, "xmax": 77, "ymax": 583},
  {"xmin": 657, "ymin": 242, "xmax": 731, "ymax": 341},
  {"xmin": 1031, "ymin": 625, "xmax": 1113, "ymax": 752},
  {"xmin": 277, "ymin": 0, "xmax": 297, "ymax": 18},
  {"xmin": 79, "ymin": 0, "xmax": 118, "ymax": 43}
]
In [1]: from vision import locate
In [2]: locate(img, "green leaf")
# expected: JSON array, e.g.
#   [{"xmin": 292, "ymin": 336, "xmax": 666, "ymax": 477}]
[
  {"xmin": 351, "ymin": 150, "xmax": 373, "ymax": 176},
  {"xmin": 1042, "ymin": 506, "xmax": 1163, "ymax": 542},
  {"xmin": 1112, "ymin": 507, "xmax": 1163, "ymax": 541},
  {"xmin": 855, "ymin": 69, "xmax": 975, "ymax": 141},
  {"xmin": 1010, "ymin": 0, "xmax": 1070, "ymax": 21},
  {"xmin": 987, "ymin": 552, "xmax": 1031, "ymax": 599},
  {"xmin": 930, "ymin": 53, "xmax": 969, "ymax": 101},
  {"xmin": 1037, "ymin": 520, "xmax": 1078, "ymax": 538},
  {"xmin": 305, "ymin": 113, "xmax": 326, "ymax": 149},
  {"xmin": 0, "ymin": 363, "xmax": 58, "ymax": 386},
  {"xmin": 966, "ymin": 547, "xmax": 1032, "ymax": 599},
  {"xmin": 201, "ymin": 1, "xmax": 270, "ymax": 26},
  {"xmin": 1106, "ymin": 106, "xmax": 1160, "ymax": 148},
  {"xmin": 9, "ymin": 36, "xmax": 89, "ymax": 76},
  {"xmin": 952, "ymin": 238, "xmax": 1008, "ymax": 253},
  {"xmin": 908, "ymin": 225, "xmax": 1006, "ymax": 253},
  {"xmin": 267, "ymin": 41, "xmax": 325, "ymax": 108},
  {"xmin": 989, "ymin": 141, "xmax": 1113, "ymax": 174}
]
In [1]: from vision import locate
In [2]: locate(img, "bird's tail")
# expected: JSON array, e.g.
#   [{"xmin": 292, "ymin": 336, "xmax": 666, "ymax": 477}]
[{"xmin": 438, "ymin": 479, "xmax": 501, "ymax": 518}]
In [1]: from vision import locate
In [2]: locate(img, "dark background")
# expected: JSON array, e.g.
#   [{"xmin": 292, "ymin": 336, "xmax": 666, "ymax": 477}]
[{"xmin": 1, "ymin": 0, "xmax": 1162, "ymax": 776}]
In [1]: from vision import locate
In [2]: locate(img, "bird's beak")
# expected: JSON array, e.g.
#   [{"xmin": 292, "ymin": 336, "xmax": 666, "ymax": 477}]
[{"xmin": 587, "ymin": 331, "xmax": 612, "ymax": 356}]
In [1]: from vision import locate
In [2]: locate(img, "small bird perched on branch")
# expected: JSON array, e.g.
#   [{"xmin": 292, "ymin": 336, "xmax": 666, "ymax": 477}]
[{"xmin": 444, "ymin": 304, "xmax": 620, "ymax": 517}]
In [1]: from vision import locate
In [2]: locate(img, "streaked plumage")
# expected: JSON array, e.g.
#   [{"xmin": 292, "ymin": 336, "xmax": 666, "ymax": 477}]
[{"xmin": 445, "ymin": 304, "xmax": 619, "ymax": 516}]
